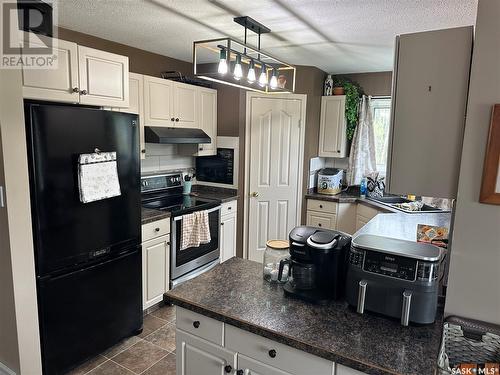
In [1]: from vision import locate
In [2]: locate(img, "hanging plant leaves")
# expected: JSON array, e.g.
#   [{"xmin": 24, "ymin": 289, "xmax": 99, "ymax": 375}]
[{"xmin": 332, "ymin": 77, "xmax": 363, "ymax": 141}]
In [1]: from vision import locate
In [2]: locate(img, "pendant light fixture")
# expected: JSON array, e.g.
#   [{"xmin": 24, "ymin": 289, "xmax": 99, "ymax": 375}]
[
  {"xmin": 217, "ymin": 48, "xmax": 228, "ymax": 74},
  {"xmin": 258, "ymin": 64, "xmax": 268, "ymax": 87},
  {"xmin": 193, "ymin": 16, "xmax": 296, "ymax": 93},
  {"xmin": 269, "ymin": 68, "xmax": 278, "ymax": 89},
  {"xmin": 247, "ymin": 59, "xmax": 256, "ymax": 83},
  {"xmin": 233, "ymin": 53, "xmax": 243, "ymax": 80}
]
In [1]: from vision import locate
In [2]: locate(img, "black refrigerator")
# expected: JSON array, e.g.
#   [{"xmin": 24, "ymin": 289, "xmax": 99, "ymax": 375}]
[{"xmin": 25, "ymin": 103, "xmax": 143, "ymax": 375}]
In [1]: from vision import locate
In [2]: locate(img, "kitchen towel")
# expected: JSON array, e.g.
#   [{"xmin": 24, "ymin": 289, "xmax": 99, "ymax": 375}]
[
  {"xmin": 78, "ymin": 151, "xmax": 121, "ymax": 203},
  {"xmin": 180, "ymin": 210, "xmax": 211, "ymax": 250}
]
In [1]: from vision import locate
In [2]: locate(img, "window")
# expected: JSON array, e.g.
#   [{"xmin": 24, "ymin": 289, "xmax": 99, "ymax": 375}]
[{"xmin": 371, "ymin": 98, "xmax": 392, "ymax": 177}]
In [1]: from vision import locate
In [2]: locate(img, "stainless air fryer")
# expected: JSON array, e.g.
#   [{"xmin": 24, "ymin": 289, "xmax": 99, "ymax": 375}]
[{"xmin": 345, "ymin": 234, "xmax": 442, "ymax": 326}]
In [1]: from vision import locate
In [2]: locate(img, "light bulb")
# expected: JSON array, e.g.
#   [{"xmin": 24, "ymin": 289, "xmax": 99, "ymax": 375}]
[
  {"xmin": 270, "ymin": 69, "xmax": 278, "ymax": 89},
  {"xmin": 247, "ymin": 59, "xmax": 256, "ymax": 83},
  {"xmin": 218, "ymin": 49, "xmax": 227, "ymax": 75},
  {"xmin": 233, "ymin": 54, "xmax": 243, "ymax": 80},
  {"xmin": 258, "ymin": 64, "xmax": 268, "ymax": 87}
]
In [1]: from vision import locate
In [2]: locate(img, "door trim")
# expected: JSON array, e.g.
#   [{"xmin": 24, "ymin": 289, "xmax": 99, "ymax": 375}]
[{"xmin": 243, "ymin": 92, "xmax": 307, "ymax": 260}]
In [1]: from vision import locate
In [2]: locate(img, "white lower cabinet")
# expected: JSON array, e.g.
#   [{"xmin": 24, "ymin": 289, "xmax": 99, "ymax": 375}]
[
  {"xmin": 355, "ymin": 203, "xmax": 382, "ymax": 232},
  {"xmin": 237, "ymin": 353, "xmax": 293, "ymax": 375},
  {"xmin": 176, "ymin": 307, "xmax": 335, "ymax": 375},
  {"xmin": 336, "ymin": 364, "xmax": 368, "ymax": 375},
  {"xmin": 176, "ymin": 330, "xmax": 237, "ymax": 375},
  {"xmin": 220, "ymin": 201, "xmax": 237, "ymax": 263},
  {"xmin": 142, "ymin": 218, "xmax": 170, "ymax": 310}
]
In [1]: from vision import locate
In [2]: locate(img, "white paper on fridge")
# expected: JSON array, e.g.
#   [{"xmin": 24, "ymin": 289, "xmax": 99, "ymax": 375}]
[{"xmin": 78, "ymin": 151, "xmax": 121, "ymax": 204}]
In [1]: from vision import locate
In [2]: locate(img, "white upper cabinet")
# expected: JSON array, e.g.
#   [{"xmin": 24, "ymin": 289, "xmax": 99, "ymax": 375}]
[
  {"xmin": 173, "ymin": 82, "xmax": 197, "ymax": 128},
  {"xmin": 22, "ymin": 37, "xmax": 79, "ymax": 103},
  {"xmin": 319, "ymin": 96, "xmax": 347, "ymax": 158},
  {"xmin": 194, "ymin": 87, "xmax": 217, "ymax": 156},
  {"xmin": 122, "ymin": 73, "xmax": 145, "ymax": 158},
  {"xmin": 144, "ymin": 75, "xmax": 174, "ymax": 126},
  {"xmin": 77, "ymin": 46, "xmax": 129, "ymax": 107},
  {"xmin": 21, "ymin": 37, "xmax": 129, "ymax": 107},
  {"xmin": 387, "ymin": 27, "xmax": 473, "ymax": 198}
]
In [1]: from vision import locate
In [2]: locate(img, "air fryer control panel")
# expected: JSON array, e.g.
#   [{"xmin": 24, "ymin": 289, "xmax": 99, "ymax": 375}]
[{"xmin": 349, "ymin": 247, "xmax": 439, "ymax": 282}]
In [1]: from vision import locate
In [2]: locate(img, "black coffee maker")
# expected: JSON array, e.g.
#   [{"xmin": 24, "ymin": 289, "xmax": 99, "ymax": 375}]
[{"xmin": 278, "ymin": 226, "xmax": 351, "ymax": 304}]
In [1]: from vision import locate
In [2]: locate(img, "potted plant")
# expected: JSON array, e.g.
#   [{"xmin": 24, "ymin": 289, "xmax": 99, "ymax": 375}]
[{"xmin": 332, "ymin": 77, "xmax": 345, "ymax": 95}]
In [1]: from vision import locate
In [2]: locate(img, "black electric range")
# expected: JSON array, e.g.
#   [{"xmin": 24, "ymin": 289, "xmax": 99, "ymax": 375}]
[{"xmin": 141, "ymin": 172, "xmax": 222, "ymax": 287}]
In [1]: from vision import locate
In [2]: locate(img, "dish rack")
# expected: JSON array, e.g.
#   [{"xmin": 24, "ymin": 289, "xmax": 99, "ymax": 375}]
[{"xmin": 438, "ymin": 316, "xmax": 500, "ymax": 374}]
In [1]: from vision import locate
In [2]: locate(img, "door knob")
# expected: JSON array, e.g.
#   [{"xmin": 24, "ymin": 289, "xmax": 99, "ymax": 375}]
[{"xmin": 250, "ymin": 192, "xmax": 259, "ymax": 197}]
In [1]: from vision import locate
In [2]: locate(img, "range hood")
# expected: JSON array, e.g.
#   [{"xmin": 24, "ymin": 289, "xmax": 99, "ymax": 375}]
[{"xmin": 144, "ymin": 126, "xmax": 211, "ymax": 144}]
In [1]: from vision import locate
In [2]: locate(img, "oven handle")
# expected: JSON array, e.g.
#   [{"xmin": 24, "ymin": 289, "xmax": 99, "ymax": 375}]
[{"xmin": 172, "ymin": 206, "xmax": 221, "ymax": 221}]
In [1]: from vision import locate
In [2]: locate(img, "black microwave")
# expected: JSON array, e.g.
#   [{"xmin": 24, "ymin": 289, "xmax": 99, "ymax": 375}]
[{"xmin": 196, "ymin": 148, "xmax": 234, "ymax": 185}]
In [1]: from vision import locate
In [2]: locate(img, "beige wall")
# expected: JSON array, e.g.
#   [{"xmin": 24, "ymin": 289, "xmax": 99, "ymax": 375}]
[
  {"xmin": 337, "ymin": 71, "xmax": 393, "ymax": 96},
  {"xmin": 445, "ymin": 0, "xmax": 500, "ymax": 324},
  {"xmin": 0, "ymin": 120, "xmax": 19, "ymax": 374},
  {"xmin": 295, "ymin": 66, "xmax": 326, "ymax": 223},
  {"xmin": 0, "ymin": 67, "xmax": 42, "ymax": 373}
]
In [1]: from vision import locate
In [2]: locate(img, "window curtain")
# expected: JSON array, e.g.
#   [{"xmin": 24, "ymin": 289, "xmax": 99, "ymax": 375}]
[{"xmin": 348, "ymin": 95, "xmax": 377, "ymax": 185}]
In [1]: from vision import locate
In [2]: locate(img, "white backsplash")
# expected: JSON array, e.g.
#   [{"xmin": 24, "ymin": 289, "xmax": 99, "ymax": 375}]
[{"xmin": 141, "ymin": 143, "xmax": 194, "ymax": 174}]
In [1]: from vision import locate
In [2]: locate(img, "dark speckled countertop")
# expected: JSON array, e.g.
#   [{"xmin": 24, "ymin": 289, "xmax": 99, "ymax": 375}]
[
  {"xmin": 166, "ymin": 257, "xmax": 444, "ymax": 375},
  {"xmin": 141, "ymin": 185, "xmax": 238, "ymax": 224}
]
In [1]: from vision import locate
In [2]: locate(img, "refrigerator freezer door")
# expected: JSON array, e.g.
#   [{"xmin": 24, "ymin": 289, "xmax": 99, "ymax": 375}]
[
  {"xmin": 26, "ymin": 103, "xmax": 141, "ymax": 275},
  {"xmin": 37, "ymin": 250, "xmax": 142, "ymax": 375}
]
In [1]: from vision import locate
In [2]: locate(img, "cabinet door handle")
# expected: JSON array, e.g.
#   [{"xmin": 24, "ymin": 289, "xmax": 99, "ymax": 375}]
[
  {"xmin": 224, "ymin": 365, "xmax": 232, "ymax": 373},
  {"xmin": 141, "ymin": 149, "xmax": 146, "ymax": 154},
  {"xmin": 154, "ymin": 227, "xmax": 160, "ymax": 232},
  {"xmin": 175, "ymin": 118, "xmax": 179, "ymax": 122},
  {"xmin": 72, "ymin": 87, "xmax": 79, "ymax": 93},
  {"xmin": 167, "ymin": 241, "xmax": 170, "ymax": 246},
  {"xmin": 228, "ymin": 207, "xmax": 232, "ymax": 210},
  {"xmin": 221, "ymin": 222, "xmax": 224, "ymax": 226},
  {"xmin": 193, "ymin": 320, "xmax": 200, "ymax": 328},
  {"xmin": 319, "ymin": 204, "xmax": 323, "ymax": 208},
  {"xmin": 199, "ymin": 147, "xmax": 203, "ymax": 151},
  {"xmin": 80, "ymin": 89, "xmax": 88, "ymax": 95},
  {"xmin": 171, "ymin": 117, "xmax": 175, "ymax": 121},
  {"xmin": 236, "ymin": 370, "xmax": 244, "ymax": 375},
  {"xmin": 268, "ymin": 349, "xmax": 277, "ymax": 358},
  {"xmin": 318, "ymin": 223, "xmax": 322, "ymax": 227}
]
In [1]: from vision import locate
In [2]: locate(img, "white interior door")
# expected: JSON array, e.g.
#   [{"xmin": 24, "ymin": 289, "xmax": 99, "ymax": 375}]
[{"xmin": 247, "ymin": 97, "xmax": 302, "ymax": 263}]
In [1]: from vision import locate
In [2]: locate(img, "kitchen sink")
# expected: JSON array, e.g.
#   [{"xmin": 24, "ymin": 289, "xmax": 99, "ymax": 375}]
[{"xmin": 366, "ymin": 195, "xmax": 450, "ymax": 214}]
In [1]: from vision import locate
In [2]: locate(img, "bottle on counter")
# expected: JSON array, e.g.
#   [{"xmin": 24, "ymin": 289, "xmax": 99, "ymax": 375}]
[
  {"xmin": 360, "ymin": 177, "xmax": 367, "ymax": 198},
  {"xmin": 263, "ymin": 240, "xmax": 290, "ymax": 283}
]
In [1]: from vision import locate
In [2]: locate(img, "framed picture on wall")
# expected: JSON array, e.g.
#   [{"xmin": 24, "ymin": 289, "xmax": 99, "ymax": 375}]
[{"xmin": 479, "ymin": 104, "xmax": 500, "ymax": 205}]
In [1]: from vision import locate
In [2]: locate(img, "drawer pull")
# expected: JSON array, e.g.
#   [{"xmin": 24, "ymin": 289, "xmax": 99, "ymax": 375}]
[
  {"xmin": 154, "ymin": 227, "xmax": 160, "ymax": 232},
  {"xmin": 236, "ymin": 370, "xmax": 244, "ymax": 375},
  {"xmin": 193, "ymin": 320, "xmax": 200, "ymax": 328},
  {"xmin": 268, "ymin": 349, "xmax": 277, "ymax": 358},
  {"xmin": 319, "ymin": 204, "xmax": 323, "ymax": 208},
  {"xmin": 224, "ymin": 365, "xmax": 232, "ymax": 373},
  {"xmin": 228, "ymin": 207, "xmax": 232, "ymax": 210},
  {"xmin": 318, "ymin": 223, "xmax": 322, "ymax": 227}
]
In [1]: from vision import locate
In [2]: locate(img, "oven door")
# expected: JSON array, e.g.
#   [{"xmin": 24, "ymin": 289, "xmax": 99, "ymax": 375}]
[{"xmin": 171, "ymin": 206, "xmax": 221, "ymax": 280}]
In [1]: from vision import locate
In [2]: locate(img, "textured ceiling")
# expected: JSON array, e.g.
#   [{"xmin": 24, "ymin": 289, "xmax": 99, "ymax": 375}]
[{"xmin": 57, "ymin": 0, "xmax": 478, "ymax": 73}]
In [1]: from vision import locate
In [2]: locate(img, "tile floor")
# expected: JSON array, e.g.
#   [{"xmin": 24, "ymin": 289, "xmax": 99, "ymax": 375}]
[{"xmin": 66, "ymin": 304, "xmax": 177, "ymax": 375}]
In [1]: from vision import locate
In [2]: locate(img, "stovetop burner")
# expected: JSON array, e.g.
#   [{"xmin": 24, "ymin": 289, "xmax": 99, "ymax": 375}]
[
  {"xmin": 140, "ymin": 172, "xmax": 221, "ymax": 217},
  {"xmin": 142, "ymin": 194, "xmax": 219, "ymax": 215}
]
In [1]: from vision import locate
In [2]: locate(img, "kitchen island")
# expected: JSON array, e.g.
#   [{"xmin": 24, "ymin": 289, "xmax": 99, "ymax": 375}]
[{"xmin": 165, "ymin": 256, "xmax": 444, "ymax": 375}]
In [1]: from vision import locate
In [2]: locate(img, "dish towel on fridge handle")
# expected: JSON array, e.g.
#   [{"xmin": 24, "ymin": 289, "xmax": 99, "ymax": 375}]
[
  {"xmin": 78, "ymin": 151, "xmax": 121, "ymax": 203},
  {"xmin": 180, "ymin": 210, "xmax": 211, "ymax": 250}
]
